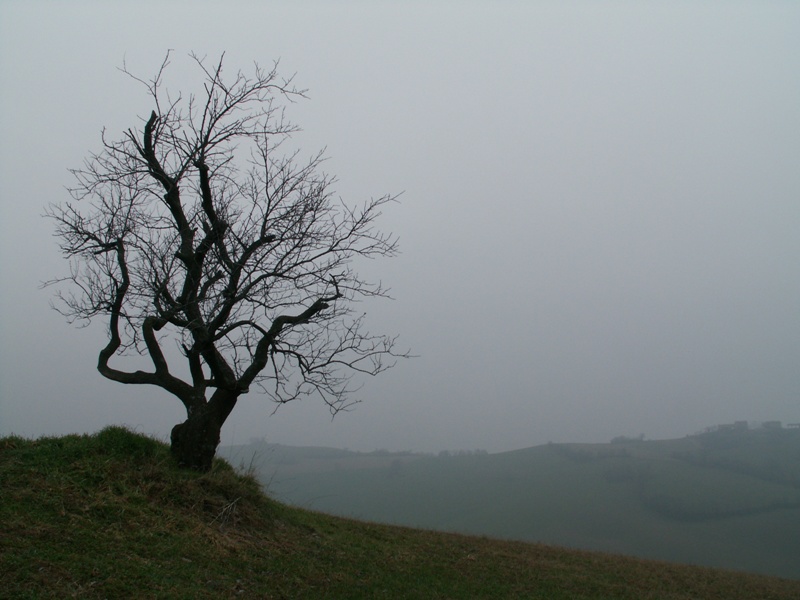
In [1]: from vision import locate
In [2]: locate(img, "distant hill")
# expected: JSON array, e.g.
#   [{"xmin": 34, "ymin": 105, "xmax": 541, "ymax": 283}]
[
  {"xmin": 8, "ymin": 428, "xmax": 800, "ymax": 598},
  {"xmin": 220, "ymin": 426, "xmax": 800, "ymax": 580}
]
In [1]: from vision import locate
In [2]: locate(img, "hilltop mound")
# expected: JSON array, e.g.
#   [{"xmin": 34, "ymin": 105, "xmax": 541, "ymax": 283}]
[{"xmin": 2, "ymin": 427, "xmax": 799, "ymax": 599}]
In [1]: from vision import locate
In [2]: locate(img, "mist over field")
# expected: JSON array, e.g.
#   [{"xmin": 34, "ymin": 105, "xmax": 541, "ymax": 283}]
[
  {"xmin": 2, "ymin": 2, "xmax": 798, "ymax": 455},
  {"xmin": 221, "ymin": 422, "xmax": 800, "ymax": 580}
]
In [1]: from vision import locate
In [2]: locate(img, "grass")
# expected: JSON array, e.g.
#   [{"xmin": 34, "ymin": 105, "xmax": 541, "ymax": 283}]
[{"xmin": 2, "ymin": 428, "xmax": 800, "ymax": 599}]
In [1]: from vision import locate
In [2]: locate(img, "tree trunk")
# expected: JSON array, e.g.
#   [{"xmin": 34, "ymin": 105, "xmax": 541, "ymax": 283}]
[{"xmin": 170, "ymin": 391, "xmax": 238, "ymax": 471}]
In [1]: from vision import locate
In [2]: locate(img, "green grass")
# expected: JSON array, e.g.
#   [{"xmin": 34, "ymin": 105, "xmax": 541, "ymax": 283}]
[{"xmin": 3, "ymin": 428, "xmax": 800, "ymax": 599}]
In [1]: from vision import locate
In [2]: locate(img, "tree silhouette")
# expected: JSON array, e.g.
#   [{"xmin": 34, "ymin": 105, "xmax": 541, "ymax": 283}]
[{"xmin": 47, "ymin": 53, "xmax": 405, "ymax": 471}]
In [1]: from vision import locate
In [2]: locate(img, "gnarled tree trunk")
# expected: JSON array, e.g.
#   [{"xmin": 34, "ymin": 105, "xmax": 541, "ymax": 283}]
[{"xmin": 170, "ymin": 390, "xmax": 238, "ymax": 471}]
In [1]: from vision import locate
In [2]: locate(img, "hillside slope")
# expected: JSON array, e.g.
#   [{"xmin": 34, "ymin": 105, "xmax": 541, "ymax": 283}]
[
  {"xmin": 3, "ymin": 428, "xmax": 800, "ymax": 599},
  {"xmin": 222, "ymin": 428, "xmax": 800, "ymax": 580}
]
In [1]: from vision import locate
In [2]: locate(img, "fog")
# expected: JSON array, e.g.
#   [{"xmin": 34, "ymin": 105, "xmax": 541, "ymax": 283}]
[{"xmin": 1, "ymin": 1, "xmax": 798, "ymax": 454}]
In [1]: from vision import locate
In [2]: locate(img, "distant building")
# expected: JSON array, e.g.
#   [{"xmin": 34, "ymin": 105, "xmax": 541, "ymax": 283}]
[
  {"xmin": 762, "ymin": 421, "xmax": 782, "ymax": 430},
  {"xmin": 716, "ymin": 421, "xmax": 749, "ymax": 433}
]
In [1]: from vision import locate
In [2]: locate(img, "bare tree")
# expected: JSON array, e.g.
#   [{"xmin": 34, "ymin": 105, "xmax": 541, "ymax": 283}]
[{"xmin": 46, "ymin": 53, "xmax": 405, "ymax": 471}]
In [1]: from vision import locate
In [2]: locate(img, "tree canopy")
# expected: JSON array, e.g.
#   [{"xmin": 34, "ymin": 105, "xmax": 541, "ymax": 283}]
[{"xmin": 47, "ymin": 53, "xmax": 405, "ymax": 470}]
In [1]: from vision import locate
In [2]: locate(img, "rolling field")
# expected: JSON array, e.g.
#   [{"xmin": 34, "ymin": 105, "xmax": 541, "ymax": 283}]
[
  {"xmin": 4, "ymin": 427, "xmax": 800, "ymax": 599},
  {"xmin": 222, "ymin": 428, "xmax": 800, "ymax": 579}
]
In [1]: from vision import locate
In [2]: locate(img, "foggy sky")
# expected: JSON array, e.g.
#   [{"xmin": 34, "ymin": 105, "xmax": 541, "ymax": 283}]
[{"xmin": 1, "ymin": 1, "xmax": 798, "ymax": 453}]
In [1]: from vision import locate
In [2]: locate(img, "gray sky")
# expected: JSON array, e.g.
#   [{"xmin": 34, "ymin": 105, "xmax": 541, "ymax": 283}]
[{"xmin": 1, "ymin": 1, "xmax": 798, "ymax": 453}]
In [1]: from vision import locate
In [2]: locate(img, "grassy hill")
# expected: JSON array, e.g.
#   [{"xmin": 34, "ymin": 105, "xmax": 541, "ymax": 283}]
[
  {"xmin": 2, "ymin": 429, "xmax": 800, "ymax": 599},
  {"xmin": 221, "ymin": 428, "xmax": 800, "ymax": 580}
]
